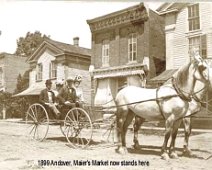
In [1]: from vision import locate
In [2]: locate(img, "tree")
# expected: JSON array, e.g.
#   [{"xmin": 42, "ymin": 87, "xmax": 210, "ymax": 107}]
[
  {"xmin": 15, "ymin": 31, "xmax": 49, "ymax": 57},
  {"xmin": 14, "ymin": 70, "xmax": 30, "ymax": 94}
]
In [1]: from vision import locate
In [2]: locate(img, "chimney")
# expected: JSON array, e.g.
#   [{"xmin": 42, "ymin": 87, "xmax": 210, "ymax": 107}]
[{"xmin": 73, "ymin": 37, "xmax": 79, "ymax": 46}]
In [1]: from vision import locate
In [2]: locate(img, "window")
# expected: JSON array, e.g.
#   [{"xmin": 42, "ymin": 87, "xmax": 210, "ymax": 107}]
[
  {"xmin": 189, "ymin": 35, "xmax": 207, "ymax": 59},
  {"xmin": 36, "ymin": 63, "xmax": 43, "ymax": 81},
  {"xmin": 49, "ymin": 61, "xmax": 57, "ymax": 79},
  {"xmin": 128, "ymin": 33, "xmax": 137, "ymax": 62},
  {"xmin": 102, "ymin": 40, "xmax": 109, "ymax": 67},
  {"xmin": 188, "ymin": 4, "xmax": 200, "ymax": 31},
  {"xmin": 0, "ymin": 67, "xmax": 3, "ymax": 86}
]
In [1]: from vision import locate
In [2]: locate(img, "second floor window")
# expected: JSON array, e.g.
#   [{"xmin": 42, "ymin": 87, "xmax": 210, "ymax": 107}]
[
  {"xmin": 188, "ymin": 4, "xmax": 200, "ymax": 31},
  {"xmin": 49, "ymin": 62, "xmax": 57, "ymax": 79},
  {"xmin": 128, "ymin": 33, "xmax": 137, "ymax": 62},
  {"xmin": 37, "ymin": 63, "xmax": 43, "ymax": 81},
  {"xmin": 102, "ymin": 40, "xmax": 109, "ymax": 67},
  {"xmin": 189, "ymin": 35, "xmax": 207, "ymax": 59}
]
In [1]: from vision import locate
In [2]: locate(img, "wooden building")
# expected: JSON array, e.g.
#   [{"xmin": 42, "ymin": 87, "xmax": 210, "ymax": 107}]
[
  {"xmin": 151, "ymin": 2, "xmax": 212, "ymax": 86},
  {"xmin": 16, "ymin": 38, "xmax": 92, "ymax": 104},
  {"xmin": 152, "ymin": 2, "xmax": 212, "ymax": 127}
]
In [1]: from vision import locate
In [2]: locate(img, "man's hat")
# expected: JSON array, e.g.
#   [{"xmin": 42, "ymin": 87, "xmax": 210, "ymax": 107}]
[
  {"xmin": 66, "ymin": 76, "xmax": 75, "ymax": 82},
  {"xmin": 45, "ymin": 79, "xmax": 52, "ymax": 85}
]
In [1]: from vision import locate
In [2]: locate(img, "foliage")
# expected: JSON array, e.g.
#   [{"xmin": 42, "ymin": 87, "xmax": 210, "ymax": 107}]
[
  {"xmin": 0, "ymin": 91, "xmax": 30, "ymax": 119},
  {"xmin": 14, "ymin": 70, "xmax": 30, "ymax": 94},
  {"xmin": 15, "ymin": 31, "xmax": 49, "ymax": 57}
]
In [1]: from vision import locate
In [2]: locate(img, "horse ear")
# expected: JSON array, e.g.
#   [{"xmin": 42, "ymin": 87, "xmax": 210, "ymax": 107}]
[{"xmin": 191, "ymin": 47, "xmax": 203, "ymax": 64}]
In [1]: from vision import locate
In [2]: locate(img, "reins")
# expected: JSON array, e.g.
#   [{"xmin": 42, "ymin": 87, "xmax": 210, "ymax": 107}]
[{"xmin": 171, "ymin": 63, "xmax": 211, "ymax": 104}]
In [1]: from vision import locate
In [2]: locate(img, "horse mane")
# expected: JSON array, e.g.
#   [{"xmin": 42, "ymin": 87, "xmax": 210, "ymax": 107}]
[
  {"xmin": 174, "ymin": 62, "xmax": 192, "ymax": 85},
  {"xmin": 172, "ymin": 61, "xmax": 196, "ymax": 98}
]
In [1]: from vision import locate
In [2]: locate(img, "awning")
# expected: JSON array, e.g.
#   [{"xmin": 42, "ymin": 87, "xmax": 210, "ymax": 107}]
[
  {"xmin": 93, "ymin": 63, "xmax": 146, "ymax": 79},
  {"xmin": 149, "ymin": 69, "xmax": 178, "ymax": 84},
  {"xmin": 13, "ymin": 84, "xmax": 45, "ymax": 97}
]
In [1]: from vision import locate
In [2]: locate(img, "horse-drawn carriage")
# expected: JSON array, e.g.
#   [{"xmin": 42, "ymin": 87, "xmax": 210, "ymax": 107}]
[
  {"xmin": 25, "ymin": 101, "xmax": 116, "ymax": 149},
  {"xmin": 21, "ymin": 50, "xmax": 212, "ymax": 160}
]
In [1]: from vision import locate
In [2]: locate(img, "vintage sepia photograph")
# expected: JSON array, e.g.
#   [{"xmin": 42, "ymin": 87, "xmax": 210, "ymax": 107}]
[{"xmin": 0, "ymin": 0, "xmax": 212, "ymax": 169}]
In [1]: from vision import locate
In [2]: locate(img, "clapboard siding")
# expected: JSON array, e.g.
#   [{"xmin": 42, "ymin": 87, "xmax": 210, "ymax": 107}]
[
  {"xmin": 207, "ymin": 33, "xmax": 212, "ymax": 58},
  {"xmin": 163, "ymin": 3, "xmax": 212, "ymax": 69},
  {"xmin": 173, "ymin": 8, "xmax": 188, "ymax": 68},
  {"xmin": 200, "ymin": 3, "xmax": 212, "ymax": 59},
  {"xmin": 200, "ymin": 3, "xmax": 212, "ymax": 32}
]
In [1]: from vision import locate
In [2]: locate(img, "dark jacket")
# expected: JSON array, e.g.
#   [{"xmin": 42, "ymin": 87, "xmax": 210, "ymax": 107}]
[
  {"xmin": 39, "ymin": 88, "xmax": 56, "ymax": 105},
  {"xmin": 57, "ymin": 87, "xmax": 77, "ymax": 104}
]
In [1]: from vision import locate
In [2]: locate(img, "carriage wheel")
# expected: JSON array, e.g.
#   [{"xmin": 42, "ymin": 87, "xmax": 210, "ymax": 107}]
[
  {"xmin": 64, "ymin": 107, "xmax": 93, "ymax": 149},
  {"xmin": 101, "ymin": 118, "xmax": 116, "ymax": 143},
  {"xmin": 25, "ymin": 103, "xmax": 49, "ymax": 141}
]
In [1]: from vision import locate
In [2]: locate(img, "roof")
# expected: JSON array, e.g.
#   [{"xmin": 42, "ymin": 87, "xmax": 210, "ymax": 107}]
[
  {"xmin": 149, "ymin": 69, "xmax": 178, "ymax": 83},
  {"xmin": 45, "ymin": 38, "xmax": 91, "ymax": 56},
  {"xmin": 27, "ymin": 38, "xmax": 91, "ymax": 62},
  {"xmin": 87, "ymin": 3, "xmax": 149, "ymax": 32},
  {"xmin": 0, "ymin": 52, "xmax": 27, "ymax": 62},
  {"xmin": 87, "ymin": 3, "xmax": 146, "ymax": 23},
  {"xmin": 14, "ymin": 84, "xmax": 45, "ymax": 97},
  {"xmin": 156, "ymin": 3, "xmax": 189, "ymax": 15}
]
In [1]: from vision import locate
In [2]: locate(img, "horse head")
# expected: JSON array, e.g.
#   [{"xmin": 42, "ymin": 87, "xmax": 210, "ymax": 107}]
[
  {"xmin": 172, "ymin": 50, "xmax": 212, "ymax": 101},
  {"xmin": 193, "ymin": 53, "xmax": 212, "ymax": 88}
]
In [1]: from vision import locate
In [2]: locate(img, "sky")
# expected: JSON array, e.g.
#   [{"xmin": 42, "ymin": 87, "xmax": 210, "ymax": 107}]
[{"xmin": 0, "ymin": 0, "xmax": 163, "ymax": 54}]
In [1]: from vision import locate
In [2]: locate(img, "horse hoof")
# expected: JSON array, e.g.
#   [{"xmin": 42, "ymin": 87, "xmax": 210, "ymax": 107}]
[
  {"xmin": 170, "ymin": 152, "xmax": 178, "ymax": 159},
  {"xmin": 161, "ymin": 152, "xmax": 169, "ymax": 160},
  {"xmin": 116, "ymin": 146, "xmax": 128, "ymax": 154},
  {"xmin": 183, "ymin": 149, "xmax": 193, "ymax": 157},
  {"xmin": 133, "ymin": 144, "xmax": 140, "ymax": 150}
]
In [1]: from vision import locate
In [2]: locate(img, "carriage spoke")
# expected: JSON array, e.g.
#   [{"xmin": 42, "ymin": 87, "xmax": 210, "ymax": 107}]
[
  {"xmin": 27, "ymin": 112, "xmax": 37, "ymax": 123},
  {"xmin": 29, "ymin": 124, "xmax": 36, "ymax": 135},
  {"xmin": 80, "ymin": 132, "xmax": 85, "ymax": 146},
  {"xmin": 33, "ymin": 125, "xmax": 38, "ymax": 139},
  {"xmin": 34, "ymin": 105, "xmax": 38, "ymax": 118},
  {"xmin": 30, "ymin": 107, "xmax": 38, "ymax": 122}
]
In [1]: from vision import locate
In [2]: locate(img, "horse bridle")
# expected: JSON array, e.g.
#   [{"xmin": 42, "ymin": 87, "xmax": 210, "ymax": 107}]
[{"xmin": 171, "ymin": 62, "xmax": 210, "ymax": 104}]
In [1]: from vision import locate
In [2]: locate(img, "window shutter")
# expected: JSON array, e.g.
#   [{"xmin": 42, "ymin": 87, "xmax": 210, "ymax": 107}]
[{"xmin": 201, "ymin": 34, "xmax": 207, "ymax": 58}]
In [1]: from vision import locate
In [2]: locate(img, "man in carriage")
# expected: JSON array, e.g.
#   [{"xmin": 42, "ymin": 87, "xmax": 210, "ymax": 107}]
[
  {"xmin": 57, "ymin": 75, "xmax": 84, "ymax": 109},
  {"xmin": 39, "ymin": 79, "xmax": 61, "ymax": 119}
]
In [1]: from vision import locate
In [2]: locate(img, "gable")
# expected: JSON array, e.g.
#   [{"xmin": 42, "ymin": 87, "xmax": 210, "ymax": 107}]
[
  {"xmin": 37, "ymin": 51, "xmax": 56, "ymax": 64},
  {"xmin": 27, "ymin": 41, "xmax": 63, "ymax": 63},
  {"xmin": 157, "ymin": 3, "xmax": 189, "ymax": 15}
]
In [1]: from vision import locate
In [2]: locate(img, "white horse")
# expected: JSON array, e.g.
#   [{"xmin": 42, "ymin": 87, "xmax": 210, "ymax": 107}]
[
  {"xmin": 133, "ymin": 80, "xmax": 208, "ymax": 157},
  {"xmin": 115, "ymin": 54, "xmax": 212, "ymax": 159}
]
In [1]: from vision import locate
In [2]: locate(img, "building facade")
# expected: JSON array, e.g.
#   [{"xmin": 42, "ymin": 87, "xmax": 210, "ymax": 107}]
[
  {"xmin": 157, "ymin": 2, "xmax": 212, "ymax": 69},
  {"xmin": 153, "ymin": 2, "xmax": 212, "ymax": 123},
  {"xmin": 151, "ymin": 2, "xmax": 212, "ymax": 86},
  {"xmin": 16, "ymin": 38, "xmax": 92, "ymax": 104},
  {"xmin": 0, "ymin": 53, "xmax": 29, "ymax": 93},
  {"xmin": 87, "ymin": 3, "xmax": 165, "ymax": 108}
]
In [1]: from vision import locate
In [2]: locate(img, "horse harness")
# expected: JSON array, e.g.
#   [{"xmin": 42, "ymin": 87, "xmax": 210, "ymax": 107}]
[{"xmin": 155, "ymin": 75, "xmax": 210, "ymax": 120}]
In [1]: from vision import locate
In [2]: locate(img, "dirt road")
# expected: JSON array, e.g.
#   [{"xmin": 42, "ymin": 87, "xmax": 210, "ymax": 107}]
[{"xmin": 0, "ymin": 121, "xmax": 212, "ymax": 170}]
